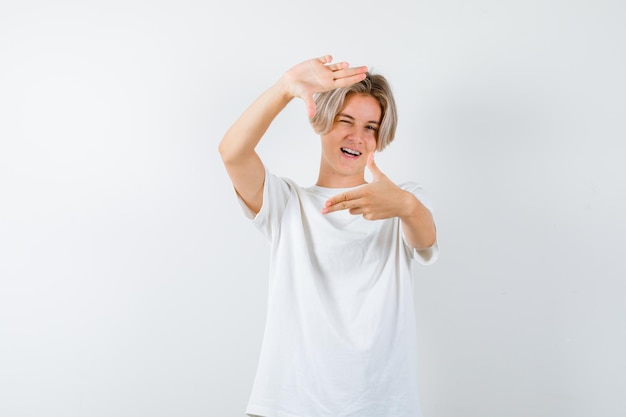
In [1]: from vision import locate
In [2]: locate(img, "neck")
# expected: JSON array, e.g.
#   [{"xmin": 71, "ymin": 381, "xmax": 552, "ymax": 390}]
[{"xmin": 316, "ymin": 171, "xmax": 367, "ymax": 188}]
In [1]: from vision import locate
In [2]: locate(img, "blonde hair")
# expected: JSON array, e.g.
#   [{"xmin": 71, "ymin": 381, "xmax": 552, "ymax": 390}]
[{"xmin": 310, "ymin": 72, "xmax": 398, "ymax": 151}]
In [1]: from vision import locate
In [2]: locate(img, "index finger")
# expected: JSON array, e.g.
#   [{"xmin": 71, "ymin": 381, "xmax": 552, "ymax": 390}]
[{"xmin": 321, "ymin": 190, "xmax": 362, "ymax": 214}]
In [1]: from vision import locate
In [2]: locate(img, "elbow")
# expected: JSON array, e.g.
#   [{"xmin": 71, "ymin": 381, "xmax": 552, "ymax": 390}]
[
  {"xmin": 421, "ymin": 224, "xmax": 438, "ymax": 250},
  {"xmin": 414, "ymin": 235, "xmax": 437, "ymax": 251},
  {"xmin": 409, "ymin": 223, "xmax": 437, "ymax": 251},
  {"xmin": 218, "ymin": 133, "xmax": 254, "ymax": 166},
  {"xmin": 218, "ymin": 138, "xmax": 238, "ymax": 165},
  {"xmin": 217, "ymin": 139, "xmax": 229, "ymax": 161}
]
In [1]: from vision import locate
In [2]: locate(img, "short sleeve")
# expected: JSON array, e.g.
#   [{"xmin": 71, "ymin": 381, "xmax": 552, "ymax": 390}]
[
  {"xmin": 400, "ymin": 181, "xmax": 439, "ymax": 265},
  {"xmin": 235, "ymin": 165, "xmax": 293, "ymax": 242}
]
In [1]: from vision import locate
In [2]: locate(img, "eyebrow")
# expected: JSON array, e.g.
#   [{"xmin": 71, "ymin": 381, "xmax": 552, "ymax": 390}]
[{"xmin": 337, "ymin": 113, "xmax": 380, "ymax": 125}]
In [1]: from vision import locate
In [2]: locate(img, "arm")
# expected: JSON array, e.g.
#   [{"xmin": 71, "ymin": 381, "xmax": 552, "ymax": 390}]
[
  {"xmin": 322, "ymin": 154, "xmax": 437, "ymax": 250},
  {"xmin": 397, "ymin": 191, "xmax": 437, "ymax": 251},
  {"xmin": 218, "ymin": 55, "xmax": 368, "ymax": 214},
  {"xmin": 217, "ymin": 81, "xmax": 291, "ymax": 214}
]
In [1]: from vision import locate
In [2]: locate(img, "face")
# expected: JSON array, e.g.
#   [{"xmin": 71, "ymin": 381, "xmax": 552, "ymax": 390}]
[{"xmin": 317, "ymin": 94, "xmax": 382, "ymax": 187}]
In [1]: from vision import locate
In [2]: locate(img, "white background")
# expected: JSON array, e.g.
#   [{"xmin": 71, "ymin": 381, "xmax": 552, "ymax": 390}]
[{"xmin": 1, "ymin": 0, "xmax": 625, "ymax": 416}]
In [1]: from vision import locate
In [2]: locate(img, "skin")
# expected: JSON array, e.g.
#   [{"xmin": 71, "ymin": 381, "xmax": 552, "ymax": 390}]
[
  {"xmin": 218, "ymin": 55, "xmax": 436, "ymax": 251},
  {"xmin": 316, "ymin": 94, "xmax": 380, "ymax": 188}
]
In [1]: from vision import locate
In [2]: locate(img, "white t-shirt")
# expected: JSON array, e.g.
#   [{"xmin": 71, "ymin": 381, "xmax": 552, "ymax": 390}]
[{"xmin": 238, "ymin": 166, "xmax": 438, "ymax": 417}]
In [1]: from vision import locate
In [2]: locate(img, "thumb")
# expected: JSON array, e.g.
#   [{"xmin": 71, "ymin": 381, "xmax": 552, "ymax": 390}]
[
  {"xmin": 367, "ymin": 152, "xmax": 383, "ymax": 180},
  {"xmin": 303, "ymin": 94, "xmax": 317, "ymax": 119}
]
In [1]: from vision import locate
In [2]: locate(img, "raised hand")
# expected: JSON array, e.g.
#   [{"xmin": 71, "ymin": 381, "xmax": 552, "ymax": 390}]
[
  {"xmin": 283, "ymin": 55, "xmax": 368, "ymax": 118},
  {"xmin": 322, "ymin": 153, "xmax": 413, "ymax": 220}
]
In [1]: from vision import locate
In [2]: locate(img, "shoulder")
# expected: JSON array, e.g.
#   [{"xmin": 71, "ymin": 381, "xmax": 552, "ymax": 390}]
[
  {"xmin": 263, "ymin": 166, "xmax": 300, "ymax": 191},
  {"xmin": 260, "ymin": 168, "xmax": 307, "ymax": 211},
  {"xmin": 398, "ymin": 181, "xmax": 435, "ymax": 213},
  {"xmin": 398, "ymin": 181, "xmax": 426, "ymax": 193}
]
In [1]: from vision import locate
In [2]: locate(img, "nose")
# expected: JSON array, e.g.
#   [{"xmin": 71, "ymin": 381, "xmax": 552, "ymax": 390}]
[{"xmin": 346, "ymin": 125, "xmax": 364, "ymax": 143}]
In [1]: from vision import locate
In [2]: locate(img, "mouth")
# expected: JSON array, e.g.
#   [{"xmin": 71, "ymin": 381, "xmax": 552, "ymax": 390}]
[{"xmin": 341, "ymin": 147, "xmax": 362, "ymax": 158}]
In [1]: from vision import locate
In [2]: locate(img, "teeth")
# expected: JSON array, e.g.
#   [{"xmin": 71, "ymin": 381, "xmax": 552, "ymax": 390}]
[{"xmin": 341, "ymin": 147, "xmax": 361, "ymax": 156}]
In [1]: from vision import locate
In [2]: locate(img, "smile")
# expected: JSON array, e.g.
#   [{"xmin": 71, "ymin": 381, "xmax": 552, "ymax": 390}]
[{"xmin": 341, "ymin": 147, "xmax": 361, "ymax": 157}]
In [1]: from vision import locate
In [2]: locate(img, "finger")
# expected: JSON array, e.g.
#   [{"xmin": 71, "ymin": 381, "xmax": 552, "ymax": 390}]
[
  {"xmin": 349, "ymin": 207, "xmax": 364, "ymax": 215},
  {"xmin": 318, "ymin": 54, "xmax": 333, "ymax": 64},
  {"xmin": 322, "ymin": 200, "xmax": 351, "ymax": 214},
  {"xmin": 326, "ymin": 62, "xmax": 349, "ymax": 72},
  {"xmin": 333, "ymin": 66, "xmax": 368, "ymax": 80},
  {"xmin": 367, "ymin": 152, "xmax": 383, "ymax": 180},
  {"xmin": 332, "ymin": 67, "xmax": 368, "ymax": 86},
  {"xmin": 333, "ymin": 73, "xmax": 367, "ymax": 88},
  {"xmin": 321, "ymin": 195, "xmax": 363, "ymax": 214},
  {"xmin": 333, "ymin": 64, "xmax": 368, "ymax": 76},
  {"xmin": 303, "ymin": 94, "xmax": 317, "ymax": 118},
  {"xmin": 325, "ymin": 190, "xmax": 361, "ymax": 207}
]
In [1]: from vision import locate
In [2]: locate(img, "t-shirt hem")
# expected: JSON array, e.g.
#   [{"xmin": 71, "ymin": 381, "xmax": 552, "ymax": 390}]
[{"xmin": 413, "ymin": 241, "xmax": 439, "ymax": 265}]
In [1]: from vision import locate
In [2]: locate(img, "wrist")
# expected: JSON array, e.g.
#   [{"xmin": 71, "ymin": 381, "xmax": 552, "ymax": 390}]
[
  {"xmin": 280, "ymin": 68, "xmax": 303, "ymax": 101},
  {"xmin": 272, "ymin": 75, "xmax": 297, "ymax": 103},
  {"xmin": 400, "ymin": 190, "xmax": 420, "ymax": 219}
]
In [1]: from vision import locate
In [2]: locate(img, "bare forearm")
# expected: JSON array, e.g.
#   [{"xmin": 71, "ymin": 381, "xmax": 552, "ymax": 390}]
[
  {"xmin": 218, "ymin": 77, "xmax": 294, "ymax": 213},
  {"xmin": 218, "ymin": 77, "xmax": 292, "ymax": 163},
  {"xmin": 400, "ymin": 191, "xmax": 437, "ymax": 251}
]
